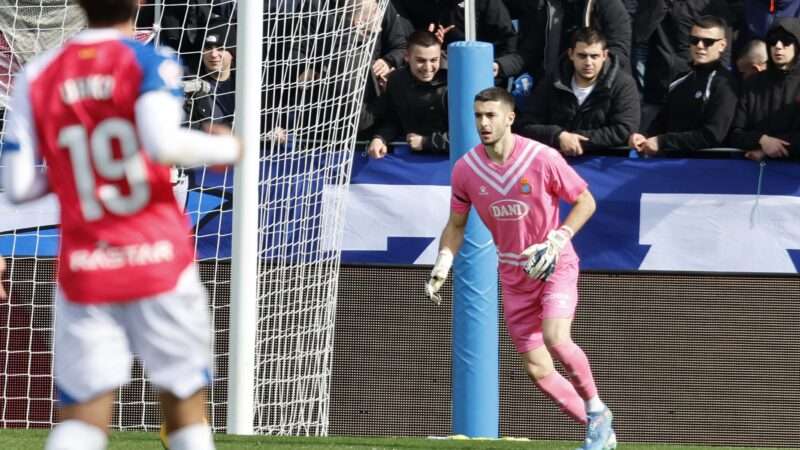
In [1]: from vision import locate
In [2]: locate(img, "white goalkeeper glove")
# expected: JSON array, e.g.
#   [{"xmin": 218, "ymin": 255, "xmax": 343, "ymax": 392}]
[
  {"xmin": 521, "ymin": 226, "xmax": 573, "ymax": 281},
  {"xmin": 425, "ymin": 249, "xmax": 454, "ymax": 306}
]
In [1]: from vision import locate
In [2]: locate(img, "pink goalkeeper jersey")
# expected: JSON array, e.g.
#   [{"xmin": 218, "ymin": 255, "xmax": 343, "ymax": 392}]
[{"xmin": 450, "ymin": 134, "xmax": 588, "ymax": 288}]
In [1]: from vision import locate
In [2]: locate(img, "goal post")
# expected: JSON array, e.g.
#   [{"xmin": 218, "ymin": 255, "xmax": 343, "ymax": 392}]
[
  {"xmin": 0, "ymin": 0, "xmax": 391, "ymax": 436},
  {"xmin": 227, "ymin": 0, "xmax": 261, "ymax": 435}
]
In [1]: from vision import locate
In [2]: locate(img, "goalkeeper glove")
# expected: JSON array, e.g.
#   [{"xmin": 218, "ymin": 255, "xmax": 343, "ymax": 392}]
[
  {"xmin": 521, "ymin": 226, "xmax": 573, "ymax": 281},
  {"xmin": 425, "ymin": 249, "xmax": 453, "ymax": 306}
]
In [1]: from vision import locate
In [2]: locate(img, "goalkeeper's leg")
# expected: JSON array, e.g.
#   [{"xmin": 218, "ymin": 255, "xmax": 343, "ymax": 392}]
[
  {"xmin": 503, "ymin": 282, "xmax": 587, "ymax": 424},
  {"xmin": 539, "ymin": 260, "xmax": 606, "ymax": 413},
  {"xmin": 522, "ymin": 346, "xmax": 588, "ymax": 424},
  {"xmin": 544, "ymin": 321, "xmax": 615, "ymax": 450}
]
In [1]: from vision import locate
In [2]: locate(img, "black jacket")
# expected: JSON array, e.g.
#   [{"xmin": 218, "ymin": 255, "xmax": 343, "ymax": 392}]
[
  {"xmin": 506, "ymin": 0, "xmax": 631, "ymax": 79},
  {"xmin": 394, "ymin": 0, "xmax": 521, "ymax": 77},
  {"xmin": 372, "ymin": 67, "xmax": 449, "ymax": 152},
  {"xmin": 729, "ymin": 19, "xmax": 800, "ymax": 157},
  {"xmin": 648, "ymin": 61, "xmax": 738, "ymax": 151},
  {"xmin": 640, "ymin": 0, "xmax": 733, "ymax": 103},
  {"xmin": 376, "ymin": 3, "xmax": 414, "ymax": 70},
  {"xmin": 516, "ymin": 54, "xmax": 640, "ymax": 151},
  {"xmin": 358, "ymin": 3, "xmax": 414, "ymax": 133}
]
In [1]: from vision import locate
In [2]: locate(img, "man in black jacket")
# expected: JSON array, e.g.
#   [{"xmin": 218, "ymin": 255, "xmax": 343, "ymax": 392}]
[
  {"xmin": 354, "ymin": 0, "xmax": 413, "ymax": 135},
  {"xmin": 367, "ymin": 31, "xmax": 449, "ymax": 158},
  {"xmin": 184, "ymin": 29, "xmax": 236, "ymax": 129},
  {"xmin": 393, "ymin": 0, "xmax": 521, "ymax": 79},
  {"xmin": 516, "ymin": 28, "xmax": 640, "ymax": 156},
  {"xmin": 504, "ymin": 0, "xmax": 631, "ymax": 80},
  {"xmin": 729, "ymin": 18, "xmax": 800, "ymax": 160},
  {"xmin": 635, "ymin": 0, "xmax": 733, "ymax": 104},
  {"xmin": 288, "ymin": 0, "xmax": 412, "ymax": 138},
  {"xmin": 629, "ymin": 16, "xmax": 737, "ymax": 154}
]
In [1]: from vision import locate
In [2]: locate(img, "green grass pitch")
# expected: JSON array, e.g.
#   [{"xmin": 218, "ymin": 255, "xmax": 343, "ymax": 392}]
[{"xmin": 0, "ymin": 429, "xmax": 786, "ymax": 450}]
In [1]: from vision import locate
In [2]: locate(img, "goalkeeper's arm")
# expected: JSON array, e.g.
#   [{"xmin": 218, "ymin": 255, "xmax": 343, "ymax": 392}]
[
  {"xmin": 523, "ymin": 189, "xmax": 596, "ymax": 280},
  {"xmin": 560, "ymin": 189, "xmax": 596, "ymax": 238},
  {"xmin": 425, "ymin": 210, "xmax": 468, "ymax": 305}
]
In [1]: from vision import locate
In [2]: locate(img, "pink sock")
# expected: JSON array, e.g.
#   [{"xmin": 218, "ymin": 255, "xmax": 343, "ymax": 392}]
[
  {"xmin": 549, "ymin": 340, "xmax": 598, "ymax": 400},
  {"xmin": 535, "ymin": 370, "xmax": 587, "ymax": 424}
]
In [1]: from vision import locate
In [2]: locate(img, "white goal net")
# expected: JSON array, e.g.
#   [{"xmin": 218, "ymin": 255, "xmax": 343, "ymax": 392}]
[{"xmin": 0, "ymin": 0, "xmax": 387, "ymax": 436}]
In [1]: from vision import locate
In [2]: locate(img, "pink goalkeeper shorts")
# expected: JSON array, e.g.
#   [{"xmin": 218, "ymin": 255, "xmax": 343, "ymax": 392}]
[{"xmin": 502, "ymin": 260, "xmax": 580, "ymax": 353}]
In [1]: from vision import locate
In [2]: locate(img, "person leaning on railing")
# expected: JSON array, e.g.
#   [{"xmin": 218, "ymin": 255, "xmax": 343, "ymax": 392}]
[
  {"xmin": 515, "ymin": 27, "xmax": 640, "ymax": 158},
  {"xmin": 367, "ymin": 30, "xmax": 449, "ymax": 159},
  {"xmin": 628, "ymin": 16, "xmax": 738, "ymax": 155}
]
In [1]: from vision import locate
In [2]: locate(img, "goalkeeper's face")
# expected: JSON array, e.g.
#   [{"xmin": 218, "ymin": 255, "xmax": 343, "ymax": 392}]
[{"xmin": 474, "ymin": 100, "xmax": 514, "ymax": 146}]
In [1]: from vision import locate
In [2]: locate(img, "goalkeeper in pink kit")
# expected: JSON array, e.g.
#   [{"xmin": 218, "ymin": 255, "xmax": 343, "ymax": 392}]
[
  {"xmin": 425, "ymin": 87, "xmax": 616, "ymax": 450},
  {"xmin": 0, "ymin": 1, "xmax": 240, "ymax": 449}
]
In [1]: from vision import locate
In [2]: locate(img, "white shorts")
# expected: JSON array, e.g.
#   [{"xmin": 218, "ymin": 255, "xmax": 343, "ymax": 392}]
[{"xmin": 53, "ymin": 264, "xmax": 212, "ymax": 405}]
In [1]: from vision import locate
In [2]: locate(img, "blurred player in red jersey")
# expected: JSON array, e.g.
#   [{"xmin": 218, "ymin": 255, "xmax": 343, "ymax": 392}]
[{"xmin": 0, "ymin": 1, "xmax": 241, "ymax": 449}]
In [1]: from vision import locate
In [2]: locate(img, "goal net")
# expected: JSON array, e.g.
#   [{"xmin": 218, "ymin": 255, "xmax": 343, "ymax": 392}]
[{"xmin": 0, "ymin": 0, "xmax": 388, "ymax": 436}]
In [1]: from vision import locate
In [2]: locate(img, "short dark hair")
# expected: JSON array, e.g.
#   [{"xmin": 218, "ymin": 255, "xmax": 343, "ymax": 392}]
[
  {"xmin": 77, "ymin": 0, "xmax": 138, "ymax": 26},
  {"xmin": 570, "ymin": 28, "xmax": 607, "ymax": 50},
  {"xmin": 407, "ymin": 31, "xmax": 441, "ymax": 51},
  {"xmin": 692, "ymin": 15, "xmax": 728, "ymax": 33},
  {"xmin": 474, "ymin": 87, "xmax": 514, "ymax": 109}
]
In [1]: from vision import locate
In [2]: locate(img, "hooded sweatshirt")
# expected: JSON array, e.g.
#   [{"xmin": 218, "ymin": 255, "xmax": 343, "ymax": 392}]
[{"xmin": 729, "ymin": 17, "xmax": 800, "ymax": 157}]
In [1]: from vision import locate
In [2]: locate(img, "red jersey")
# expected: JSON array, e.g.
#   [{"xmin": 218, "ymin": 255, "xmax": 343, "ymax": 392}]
[{"xmin": 8, "ymin": 29, "xmax": 193, "ymax": 304}]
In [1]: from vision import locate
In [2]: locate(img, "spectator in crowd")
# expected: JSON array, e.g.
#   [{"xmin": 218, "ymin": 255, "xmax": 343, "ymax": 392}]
[
  {"xmin": 367, "ymin": 31, "xmax": 449, "ymax": 158},
  {"xmin": 730, "ymin": 18, "xmax": 800, "ymax": 160},
  {"xmin": 515, "ymin": 28, "xmax": 640, "ymax": 156},
  {"xmin": 637, "ymin": 0, "xmax": 733, "ymax": 106},
  {"xmin": 360, "ymin": 0, "xmax": 413, "ymax": 90},
  {"xmin": 504, "ymin": 0, "xmax": 631, "ymax": 81},
  {"xmin": 356, "ymin": 0, "xmax": 414, "ymax": 136},
  {"xmin": 736, "ymin": 39, "xmax": 768, "ymax": 80},
  {"xmin": 629, "ymin": 16, "xmax": 737, "ymax": 154},
  {"xmin": 160, "ymin": 0, "xmax": 236, "ymax": 73},
  {"xmin": 289, "ymin": 0, "xmax": 411, "ymax": 138},
  {"xmin": 393, "ymin": 0, "xmax": 521, "ymax": 80},
  {"xmin": 184, "ymin": 30, "xmax": 236, "ymax": 129}
]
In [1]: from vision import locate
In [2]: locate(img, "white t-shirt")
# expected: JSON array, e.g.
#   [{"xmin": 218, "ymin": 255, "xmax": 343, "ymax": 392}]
[{"xmin": 571, "ymin": 76, "xmax": 596, "ymax": 106}]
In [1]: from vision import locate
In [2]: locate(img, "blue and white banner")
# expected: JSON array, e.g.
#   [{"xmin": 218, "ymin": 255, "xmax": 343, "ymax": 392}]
[
  {"xmin": 1, "ymin": 149, "xmax": 798, "ymax": 273},
  {"xmin": 339, "ymin": 149, "xmax": 800, "ymax": 273},
  {"xmin": 566, "ymin": 156, "xmax": 800, "ymax": 272}
]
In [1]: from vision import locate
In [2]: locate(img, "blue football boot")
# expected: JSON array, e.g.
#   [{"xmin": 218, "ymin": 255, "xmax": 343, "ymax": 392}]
[{"xmin": 578, "ymin": 407, "xmax": 615, "ymax": 450}]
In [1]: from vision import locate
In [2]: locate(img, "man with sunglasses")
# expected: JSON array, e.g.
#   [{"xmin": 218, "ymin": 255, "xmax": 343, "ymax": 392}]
[
  {"xmin": 629, "ymin": 16, "xmax": 737, "ymax": 154},
  {"xmin": 730, "ymin": 18, "xmax": 800, "ymax": 160}
]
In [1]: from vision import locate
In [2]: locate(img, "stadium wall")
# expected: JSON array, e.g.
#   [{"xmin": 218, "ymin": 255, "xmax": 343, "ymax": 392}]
[
  {"xmin": 332, "ymin": 265, "xmax": 799, "ymax": 447},
  {"xmin": 0, "ymin": 260, "xmax": 797, "ymax": 447}
]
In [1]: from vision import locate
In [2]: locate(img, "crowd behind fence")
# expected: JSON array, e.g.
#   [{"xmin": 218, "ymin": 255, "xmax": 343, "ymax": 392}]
[{"xmin": 3, "ymin": 1, "xmax": 800, "ymax": 165}]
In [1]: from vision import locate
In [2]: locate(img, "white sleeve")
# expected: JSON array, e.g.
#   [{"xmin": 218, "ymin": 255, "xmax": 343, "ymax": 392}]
[
  {"xmin": 135, "ymin": 91, "xmax": 240, "ymax": 166},
  {"xmin": 1, "ymin": 70, "xmax": 50, "ymax": 204}
]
